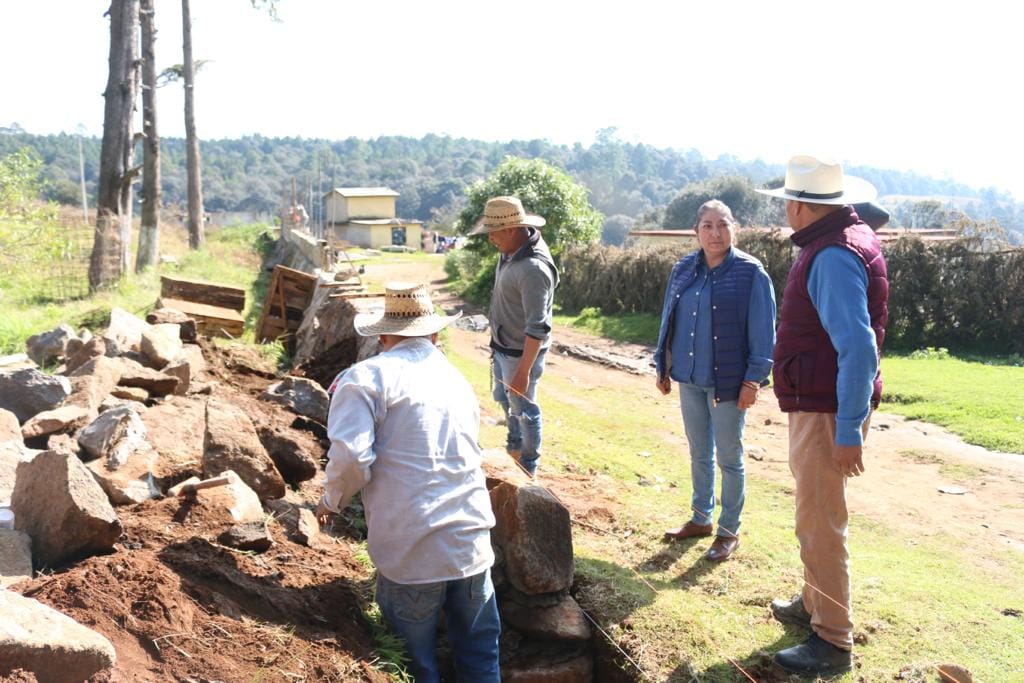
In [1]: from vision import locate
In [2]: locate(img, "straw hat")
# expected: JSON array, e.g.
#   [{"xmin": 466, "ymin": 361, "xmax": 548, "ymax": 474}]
[
  {"xmin": 353, "ymin": 282, "xmax": 461, "ymax": 337},
  {"xmin": 757, "ymin": 155, "xmax": 877, "ymax": 205},
  {"xmin": 468, "ymin": 196, "xmax": 546, "ymax": 235}
]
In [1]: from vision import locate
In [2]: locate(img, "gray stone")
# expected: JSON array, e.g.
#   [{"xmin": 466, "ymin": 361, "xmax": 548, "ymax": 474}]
[
  {"xmin": 295, "ymin": 508, "xmax": 320, "ymax": 546},
  {"xmin": 0, "ymin": 529, "xmax": 33, "ymax": 588},
  {"xmin": 140, "ymin": 323, "xmax": 183, "ymax": 369},
  {"xmin": 64, "ymin": 356, "xmax": 123, "ymax": 414},
  {"xmin": 10, "ymin": 450, "xmax": 122, "ymax": 568},
  {"xmin": 186, "ymin": 470, "xmax": 264, "ymax": 524},
  {"xmin": 163, "ymin": 357, "xmax": 192, "ymax": 396},
  {"xmin": 180, "ymin": 343, "xmax": 207, "ymax": 376},
  {"xmin": 146, "ymin": 308, "xmax": 197, "ymax": 342},
  {"xmin": 255, "ymin": 424, "xmax": 320, "ymax": 484},
  {"xmin": 217, "ymin": 520, "xmax": 272, "ymax": 552},
  {"xmin": 25, "ymin": 324, "xmax": 78, "ymax": 367},
  {"xmin": 0, "ymin": 441, "xmax": 34, "ymax": 508},
  {"xmin": 0, "ymin": 368, "xmax": 72, "ymax": 424},
  {"xmin": 86, "ymin": 446, "xmax": 160, "ymax": 506},
  {"xmin": 204, "ymin": 399, "xmax": 285, "ymax": 500},
  {"xmin": 503, "ymin": 652, "xmax": 593, "ymax": 683},
  {"xmin": 259, "ymin": 376, "xmax": 330, "ymax": 423},
  {"xmin": 490, "ymin": 482, "xmax": 574, "ymax": 595},
  {"xmin": 110, "ymin": 386, "xmax": 149, "ymax": 403},
  {"xmin": 115, "ymin": 357, "xmax": 179, "ymax": 397},
  {"xmin": 500, "ymin": 594, "xmax": 592, "ymax": 642},
  {"xmin": 64, "ymin": 336, "xmax": 113, "ymax": 375},
  {"xmin": 77, "ymin": 405, "xmax": 148, "ymax": 468},
  {"xmin": 0, "ymin": 353, "xmax": 34, "ymax": 371},
  {"xmin": 0, "ymin": 587, "xmax": 116, "ymax": 681},
  {"xmin": 106, "ymin": 306, "xmax": 148, "ymax": 352},
  {"xmin": 142, "ymin": 396, "xmax": 205, "ymax": 487},
  {"xmin": 20, "ymin": 406, "xmax": 91, "ymax": 441}
]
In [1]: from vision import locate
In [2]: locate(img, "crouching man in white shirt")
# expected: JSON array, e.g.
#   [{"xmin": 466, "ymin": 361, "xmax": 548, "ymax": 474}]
[{"xmin": 316, "ymin": 282, "xmax": 499, "ymax": 683}]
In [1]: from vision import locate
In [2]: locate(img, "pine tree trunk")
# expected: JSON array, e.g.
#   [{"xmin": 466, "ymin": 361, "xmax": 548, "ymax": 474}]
[
  {"xmin": 182, "ymin": 0, "xmax": 204, "ymax": 250},
  {"xmin": 136, "ymin": 0, "xmax": 160, "ymax": 272},
  {"xmin": 90, "ymin": 0, "xmax": 140, "ymax": 291}
]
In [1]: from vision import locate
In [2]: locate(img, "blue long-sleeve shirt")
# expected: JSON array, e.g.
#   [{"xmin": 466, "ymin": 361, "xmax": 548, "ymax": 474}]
[
  {"xmin": 807, "ymin": 246, "xmax": 879, "ymax": 446},
  {"xmin": 669, "ymin": 254, "xmax": 776, "ymax": 388}
]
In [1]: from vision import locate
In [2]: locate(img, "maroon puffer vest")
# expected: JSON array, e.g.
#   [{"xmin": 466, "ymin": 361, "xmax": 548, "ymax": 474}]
[{"xmin": 773, "ymin": 206, "xmax": 889, "ymax": 412}]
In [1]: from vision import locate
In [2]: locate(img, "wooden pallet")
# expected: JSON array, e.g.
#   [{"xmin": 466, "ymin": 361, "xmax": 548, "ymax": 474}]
[
  {"xmin": 255, "ymin": 265, "xmax": 319, "ymax": 348},
  {"xmin": 157, "ymin": 276, "xmax": 247, "ymax": 339}
]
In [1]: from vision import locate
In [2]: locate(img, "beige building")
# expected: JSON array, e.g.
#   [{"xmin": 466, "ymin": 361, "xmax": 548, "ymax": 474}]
[{"xmin": 324, "ymin": 187, "xmax": 423, "ymax": 249}]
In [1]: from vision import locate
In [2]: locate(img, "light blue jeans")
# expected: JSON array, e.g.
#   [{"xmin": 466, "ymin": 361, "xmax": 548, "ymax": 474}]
[
  {"xmin": 375, "ymin": 569, "xmax": 501, "ymax": 683},
  {"xmin": 677, "ymin": 382, "xmax": 747, "ymax": 538},
  {"xmin": 491, "ymin": 349, "xmax": 547, "ymax": 475}
]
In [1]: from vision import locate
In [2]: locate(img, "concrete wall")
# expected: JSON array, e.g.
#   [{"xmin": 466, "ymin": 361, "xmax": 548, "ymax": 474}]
[{"xmin": 324, "ymin": 194, "xmax": 396, "ymax": 223}]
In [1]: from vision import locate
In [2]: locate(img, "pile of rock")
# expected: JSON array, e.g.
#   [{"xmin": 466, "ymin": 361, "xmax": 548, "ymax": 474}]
[
  {"xmin": 482, "ymin": 451, "xmax": 594, "ymax": 682},
  {"xmin": 0, "ymin": 307, "xmax": 331, "ymax": 681}
]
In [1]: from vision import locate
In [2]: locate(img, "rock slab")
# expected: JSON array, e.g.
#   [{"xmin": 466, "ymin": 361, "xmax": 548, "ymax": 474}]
[{"xmin": 0, "ymin": 587, "xmax": 116, "ymax": 682}]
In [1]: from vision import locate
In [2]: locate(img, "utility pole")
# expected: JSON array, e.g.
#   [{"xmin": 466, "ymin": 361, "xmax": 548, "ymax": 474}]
[{"xmin": 78, "ymin": 134, "xmax": 89, "ymax": 223}]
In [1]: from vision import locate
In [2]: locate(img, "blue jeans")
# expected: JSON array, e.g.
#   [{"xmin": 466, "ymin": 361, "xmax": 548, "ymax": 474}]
[
  {"xmin": 677, "ymin": 383, "xmax": 747, "ymax": 538},
  {"xmin": 491, "ymin": 349, "xmax": 547, "ymax": 474},
  {"xmin": 375, "ymin": 569, "xmax": 501, "ymax": 683}
]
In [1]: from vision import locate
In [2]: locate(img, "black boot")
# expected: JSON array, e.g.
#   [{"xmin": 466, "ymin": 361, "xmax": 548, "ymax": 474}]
[
  {"xmin": 770, "ymin": 595, "xmax": 811, "ymax": 628},
  {"xmin": 774, "ymin": 633, "xmax": 852, "ymax": 677}
]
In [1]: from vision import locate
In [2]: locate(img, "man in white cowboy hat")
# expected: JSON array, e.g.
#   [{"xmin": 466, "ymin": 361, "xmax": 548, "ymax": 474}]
[
  {"xmin": 756, "ymin": 155, "xmax": 889, "ymax": 678},
  {"xmin": 469, "ymin": 196, "xmax": 559, "ymax": 477},
  {"xmin": 316, "ymin": 282, "xmax": 500, "ymax": 682}
]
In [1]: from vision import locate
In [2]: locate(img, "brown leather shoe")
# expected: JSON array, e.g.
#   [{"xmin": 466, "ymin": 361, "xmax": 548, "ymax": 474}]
[
  {"xmin": 664, "ymin": 521, "xmax": 713, "ymax": 540},
  {"xmin": 706, "ymin": 535, "xmax": 740, "ymax": 561}
]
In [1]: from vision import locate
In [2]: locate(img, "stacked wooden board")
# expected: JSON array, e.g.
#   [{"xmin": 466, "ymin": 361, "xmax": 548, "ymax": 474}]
[{"xmin": 157, "ymin": 276, "xmax": 246, "ymax": 338}]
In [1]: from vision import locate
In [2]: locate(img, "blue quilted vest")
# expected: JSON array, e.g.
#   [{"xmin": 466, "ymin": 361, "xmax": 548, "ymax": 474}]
[{"xmin": 655, "ymin": 248, "xmax": 761, "ymax": 402}]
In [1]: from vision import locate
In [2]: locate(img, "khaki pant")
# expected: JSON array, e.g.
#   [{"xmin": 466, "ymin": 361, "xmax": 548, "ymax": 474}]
[{"xmin": 788, "ymin": 411, "xmax": 870, "ymax": 650}]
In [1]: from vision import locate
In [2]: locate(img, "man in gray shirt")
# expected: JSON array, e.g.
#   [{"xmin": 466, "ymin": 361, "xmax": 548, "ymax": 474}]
[
  {"xmin": 317, "ymin": 282, "xmax": 499, "ymax": 682},
  {"xmin": 470, "ymin": 196, "xmax": 559, "ymax": 477}
]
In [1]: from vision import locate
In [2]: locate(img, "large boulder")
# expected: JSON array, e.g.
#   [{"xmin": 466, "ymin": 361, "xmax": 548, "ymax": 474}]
[
  {"xmin": 115, "ymin": 357, "xmax": 179, "ymax": 398},
  {"xmin": 500, "ymin": 594, "xmax": 592, "ymax": 642},
  {"xmin": 490, "ymin": 482, "xmax": 574, "ymax": 595},
  {"xmin": 0, "ymin": 408, "xmax": 21, "ymax": 443},
  {"xmin": 171, "ymin": 470, "xmax": 265, "ymax": 523},
  {"xmin": 10, "ymin": 450, "xmax": 122, "ymax": 568},
  {"xmin": 77, "ymin": 404, "xmax": 148, "ymax": 467},
  {"xmin": 0, "ymin": 588, "xmax": 116, "ymax": 682},
  {"xmin": 141, "ymin": 396, "xmax": 206, "ymax": 487},
  {"xmin": 203, "ymin": 399, "xmax": 285, "ymax": 500},
  {"xmin": 0, "ymin": 369, "xmax": 72, "ymax": 424},
  {"xmin": 259, "ymin": 376, "xmax": 330, "ymax": 423},
  {"xmin": 64, "ymin": 336, "xmax": 114, "ymax": 375},
  {"xmin": 146, "ymin": 307, "xmax": 197, "ymax": 342},
  {"xmin": 64, "ymin": 356, "xmax": 123, "ymax": 414},
  {"xmin": 25, "ymin": 324, "xmax": 78, "ymax": 367}
]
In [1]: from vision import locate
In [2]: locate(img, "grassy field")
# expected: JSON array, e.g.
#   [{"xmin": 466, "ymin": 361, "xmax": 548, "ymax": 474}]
[
  {"xmin": 448, "ymin": 341, "xmax": 1024, "ymax": 682},
  {"xmin": 0, "ymin": 221, "xmax": 275, "ymax": 357},
  {"xmin": 881, "ymin": 352, "xmax": 1024, "ymax": 454}
]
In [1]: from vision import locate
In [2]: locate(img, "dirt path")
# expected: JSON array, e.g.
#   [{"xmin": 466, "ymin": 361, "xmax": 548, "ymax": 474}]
[{"xmin": 365, "ymin": 253, "xmax": 1024, "ymax": 560}]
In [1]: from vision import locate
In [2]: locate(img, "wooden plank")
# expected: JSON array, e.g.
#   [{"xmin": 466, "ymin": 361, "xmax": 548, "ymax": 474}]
[
  {"xmin": 160, "ymin": 276, "xmax": 246, "ymax": 312},
  {"xmin": 157, "ymin": 297, "xmax": 244, "ymax": 323},
  {"xmin": 329, "ymin": 292, "xmax": 381, "ymax": 299}
]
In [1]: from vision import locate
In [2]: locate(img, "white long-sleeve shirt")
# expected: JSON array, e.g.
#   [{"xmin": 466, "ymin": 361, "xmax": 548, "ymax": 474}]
[{"xmin": 322, "ymin": 336, "xmax": 495, "ymax": 584}]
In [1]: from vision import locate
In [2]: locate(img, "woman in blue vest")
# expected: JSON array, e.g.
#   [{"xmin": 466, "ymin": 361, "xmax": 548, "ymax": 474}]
[{"xmin": 654, "ymin": 200, "xmax": 776, "ymax": 562}]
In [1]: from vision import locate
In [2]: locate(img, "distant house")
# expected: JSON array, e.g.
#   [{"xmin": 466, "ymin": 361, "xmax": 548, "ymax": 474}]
[{"xmin": 323, "ymin": 187, "xmax": 423, "ymax": 250}]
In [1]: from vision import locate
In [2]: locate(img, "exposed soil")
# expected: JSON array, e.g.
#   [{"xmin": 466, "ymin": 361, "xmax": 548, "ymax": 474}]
[{"xmin": 9, "ymin": 252, "xmax": 1022, "ymax": 683}]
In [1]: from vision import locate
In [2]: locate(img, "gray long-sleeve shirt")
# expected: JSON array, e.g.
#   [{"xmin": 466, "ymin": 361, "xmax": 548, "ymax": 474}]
[{"xmin": 488, "ymin": 230, "xmax": 558, "ymax": 355}]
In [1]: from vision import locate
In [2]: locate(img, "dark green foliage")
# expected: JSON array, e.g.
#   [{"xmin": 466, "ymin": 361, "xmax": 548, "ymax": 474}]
[
  {"xmin": 663, "ymin": 175, "xmax": 772, "ymax": 228},
  {"xmin": 601, "ymin": 214, "xmax": 634, "ymax": 246},
  {"xmin": 454, "ymin": 157, "xmax": 603, "ymax": 253},
  {"xmin": 558, "ymin": 229, "xmax": 1024, "ymax": 354}
]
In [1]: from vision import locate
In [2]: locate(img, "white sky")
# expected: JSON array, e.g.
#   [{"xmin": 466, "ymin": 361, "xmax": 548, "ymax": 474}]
[{"xmin": 2, "ymin": 0, "xmax": 1022, "ymax": 199}]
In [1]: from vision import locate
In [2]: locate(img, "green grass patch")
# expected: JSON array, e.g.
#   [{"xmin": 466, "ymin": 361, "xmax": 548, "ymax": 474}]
[
  {"xmin": 881, "ymin": 354, "xmax": 1024, "ymax": 454},
  {"xmin": 553, "ymin": 306, "xmax": 660, "ymax": 345},
  {"xmin": 446, "ymin": 341, "xmax": 1024, "ymax": 681}
]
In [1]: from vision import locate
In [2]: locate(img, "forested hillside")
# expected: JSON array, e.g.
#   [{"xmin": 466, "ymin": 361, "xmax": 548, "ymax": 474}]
[{"xmin": 2, "ymin": 127, "xmax": 1021, "ymax": 242}]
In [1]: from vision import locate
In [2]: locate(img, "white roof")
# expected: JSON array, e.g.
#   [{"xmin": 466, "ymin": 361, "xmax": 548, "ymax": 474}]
[
  {"xmin": 326, "ymin": 187, "xmax": 399, "ymax": 198},
  {"xmin": 346, "ymin": 218, "xmax": 423, "ymax": 225}
]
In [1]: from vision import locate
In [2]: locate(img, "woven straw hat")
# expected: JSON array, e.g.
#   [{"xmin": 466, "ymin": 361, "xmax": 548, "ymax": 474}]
[
  {"xmin": 468, "ymin": 196, "xmax": 546, "ymax": 235},
  {"xmin": 354, "ymin": 282, "xmax": 461, "ymax": 337},
  {"xmin": 757, "ymin": 155, "xmax": 877, "ymax": 205}
]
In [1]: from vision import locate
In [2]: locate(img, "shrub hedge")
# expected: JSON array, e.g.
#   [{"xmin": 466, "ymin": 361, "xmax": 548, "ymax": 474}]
[{"xmin": 558, "ymin": 232, "xmax": 1024, "ymax": 354}]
